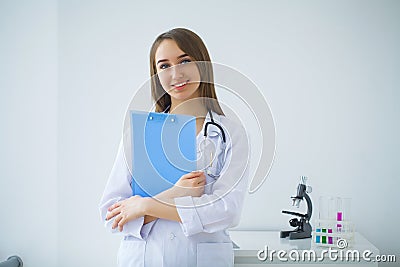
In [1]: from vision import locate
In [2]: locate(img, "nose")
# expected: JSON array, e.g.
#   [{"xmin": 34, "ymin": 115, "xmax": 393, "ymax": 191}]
[{"xmin": 171, "ymin": 64, "xmax": 184, "ymax": 79}]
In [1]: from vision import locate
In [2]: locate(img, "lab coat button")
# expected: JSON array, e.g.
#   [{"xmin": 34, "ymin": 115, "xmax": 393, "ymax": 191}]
[{"xmin": 169, "ymin": 232, "xmax": 175, "ymax": 240}]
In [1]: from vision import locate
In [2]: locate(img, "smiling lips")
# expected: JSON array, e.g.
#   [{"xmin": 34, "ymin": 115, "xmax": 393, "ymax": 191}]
[{"xmin": 172, "ymin": 80, "xmax": 189, "ymax": 90}]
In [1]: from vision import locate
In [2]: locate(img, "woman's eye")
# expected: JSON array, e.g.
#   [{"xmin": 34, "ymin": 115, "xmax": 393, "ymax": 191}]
[
  {"xmin": 180, "ymin": 59, "xmax": 191, "ymax": 64},
  {"xmin": 159, "ymin": 64, "xmax": 170, "ymax": 69}
]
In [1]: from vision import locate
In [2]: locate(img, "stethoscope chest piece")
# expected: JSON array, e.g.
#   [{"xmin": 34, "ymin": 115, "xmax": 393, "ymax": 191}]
[{"xmin": 197, "ymin": 136, "xmax": 217, "ymax": 172}]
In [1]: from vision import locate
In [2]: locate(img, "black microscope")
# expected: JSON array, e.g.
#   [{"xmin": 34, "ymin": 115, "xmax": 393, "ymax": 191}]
[{"xmin": 280, "ymin": 176, "xmax": 313, "ymax": 240}]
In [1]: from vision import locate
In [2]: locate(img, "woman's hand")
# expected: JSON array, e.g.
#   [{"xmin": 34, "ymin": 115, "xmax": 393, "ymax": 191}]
[
  {"xmin": 105, "ymin": 172, "xmax": 205, "ymax": 230},
  {"xmin": 106, "ymin": 195, "xmax": 147, "ymax": 232},
  {"xmin": 170, "ymin": 171, "xmax": 206, "ymax": 198}
]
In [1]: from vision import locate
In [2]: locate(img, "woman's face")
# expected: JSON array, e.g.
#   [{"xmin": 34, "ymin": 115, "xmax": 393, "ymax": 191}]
[{"xmin": 155, "ymin": 39, "xmax": 201, "ymax": 103}]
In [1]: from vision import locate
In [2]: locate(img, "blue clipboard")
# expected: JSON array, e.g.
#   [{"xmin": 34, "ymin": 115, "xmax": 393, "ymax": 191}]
[{"xmin": 130, "ymin": 111, "xmax": 197, "ymax": 197}]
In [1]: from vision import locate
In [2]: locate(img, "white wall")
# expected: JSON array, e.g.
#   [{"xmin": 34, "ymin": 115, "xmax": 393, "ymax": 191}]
[
  {"xmin": 0, "ymin": 0, "xmax": 58, "ymax": 266},
  {"xmin": 1, "ymin": 0, "xmax": 399, "ymax": 266}
]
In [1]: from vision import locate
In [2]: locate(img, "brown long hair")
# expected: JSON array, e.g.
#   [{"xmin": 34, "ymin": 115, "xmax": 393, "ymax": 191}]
[{"xmin": 149, "ymin": 28, "xmax": 224, "ymax": 115}]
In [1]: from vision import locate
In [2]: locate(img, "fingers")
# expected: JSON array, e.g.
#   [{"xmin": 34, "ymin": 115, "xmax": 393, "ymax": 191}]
[
  {"xmin": 181, "ymin": 171, "xmax": 204, "ymax": 180},
  {"xmin": 112, "ymin": 210, "xmax": 136, "ymax": 232},
  {"xmin": 118, "ymin": 216, "xmax": 127, "ymax": 232},
  {"xmin": 112, "ymin": 214, "xmax": 122, "ymax": 230},
  {"xmin": 106, "ymin": 205, "xmax": 121, "ymax": 220},
  {"xmin": 179, "ymin": 173, "xmax": 206, "ymax": 187},
  {"xmin": 187, "ymin": 176, "xmax": 206, "ymax": 190},
  {"xmin": 197, "ymin": 173, "xmax": 206, "ymax": 183},
  {"xmin": 108, "ymin": 202, "xmax": 121, "ymax": 212},
  {"xmin": 193, "ymin": 174, "xmax": 206, "ymax": 185}
]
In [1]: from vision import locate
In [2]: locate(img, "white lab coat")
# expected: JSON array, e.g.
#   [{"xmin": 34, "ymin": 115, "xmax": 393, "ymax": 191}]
[{"xmin": 99, "ymin": 111, "xmax": 250, "ymax": 267}]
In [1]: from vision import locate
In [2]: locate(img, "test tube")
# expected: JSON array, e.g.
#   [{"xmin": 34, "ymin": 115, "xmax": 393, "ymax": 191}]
[
  {"xmin": 336, "ymin": 197, "xmax": 351, "ymax": 232},
  {"xmin": 328, "ymin": 229, "xmax": 333, "ymax": 244},
  {"xmin": 318, "ymin": 196, "xmax": 335, "ymax": 245},
  {"xmin": 319, "ymin": 196, "xmax": 336, "ymax": 221},
  {"xmin": 336, "ymin": 197, "xmax": 342, "ymax": 232}
]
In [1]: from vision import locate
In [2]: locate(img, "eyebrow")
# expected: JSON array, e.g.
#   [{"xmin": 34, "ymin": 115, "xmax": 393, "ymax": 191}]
[{"xmin": 157, "ymin": 53, "xmax": 189, "ymax": 65}]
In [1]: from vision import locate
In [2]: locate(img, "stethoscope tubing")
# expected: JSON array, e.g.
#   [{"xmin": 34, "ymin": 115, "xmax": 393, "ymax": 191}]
[{"xmin": 204, "ymin": 112, "xmax": 226, "ymax": 143}]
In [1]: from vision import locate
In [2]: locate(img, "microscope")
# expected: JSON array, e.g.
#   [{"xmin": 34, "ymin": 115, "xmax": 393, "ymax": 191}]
[{"xmin": 280, "ymin": 176, "xmax": 313, "ymax": 240}]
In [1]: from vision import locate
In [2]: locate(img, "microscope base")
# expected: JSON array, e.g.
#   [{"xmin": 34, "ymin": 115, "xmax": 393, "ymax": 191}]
[{"xmin": 280, "ymin": 229, "xmax": 311, "ymax": 239}]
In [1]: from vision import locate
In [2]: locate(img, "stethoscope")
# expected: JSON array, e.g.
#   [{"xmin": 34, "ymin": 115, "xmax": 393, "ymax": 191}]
[{"xmin": 163, "ymin": 106, "xmax": 226, "ymax": 175}]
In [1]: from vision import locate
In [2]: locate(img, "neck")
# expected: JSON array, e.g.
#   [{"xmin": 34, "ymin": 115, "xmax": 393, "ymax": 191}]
[{"xmin": 169, "ymin": 99, "xmax": 208, "ymax": 119}]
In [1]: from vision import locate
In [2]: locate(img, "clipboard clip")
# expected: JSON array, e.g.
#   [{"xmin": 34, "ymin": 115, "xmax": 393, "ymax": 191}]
[{"xmin": 147, "ymin": 112, "xmax": 177, "ymax": 123}]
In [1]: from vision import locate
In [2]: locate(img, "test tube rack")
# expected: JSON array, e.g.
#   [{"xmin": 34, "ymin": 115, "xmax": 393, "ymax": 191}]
[{"xmin": 313, "ymin": 197, "xmax": 355, "ymax": 248}]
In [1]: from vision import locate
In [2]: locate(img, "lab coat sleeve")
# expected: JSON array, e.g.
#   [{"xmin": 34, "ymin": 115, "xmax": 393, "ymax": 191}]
[
  {"xmin": 98, "ymin": 139, "xmax": 149, "ymax": 240},
  {"xmin": 174, "ymin": 123, "xmax": 250, "ymax": 236}
]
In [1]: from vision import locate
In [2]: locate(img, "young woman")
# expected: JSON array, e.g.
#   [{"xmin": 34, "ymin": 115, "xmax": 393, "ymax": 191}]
[{"xmin": 99, "ymin": 28, "xmax": 249, "ymax": 267}]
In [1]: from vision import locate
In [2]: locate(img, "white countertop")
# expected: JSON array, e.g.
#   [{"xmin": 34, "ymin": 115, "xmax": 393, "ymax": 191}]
[{"xmin": 228, "ymin": 230, "xmax": 380, "ymax": 266}]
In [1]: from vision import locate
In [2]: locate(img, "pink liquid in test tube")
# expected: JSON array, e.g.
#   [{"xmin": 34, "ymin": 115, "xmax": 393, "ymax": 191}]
[{"xmin": 337, "ymin": 212, "xmax": 343, "ymax": 232}]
